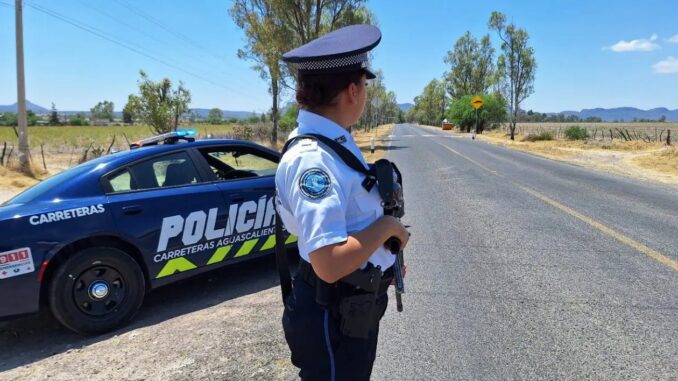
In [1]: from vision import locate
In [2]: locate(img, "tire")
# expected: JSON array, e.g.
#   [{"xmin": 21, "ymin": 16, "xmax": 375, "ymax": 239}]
[{"xmin": 48, "ymin": 247, "xmax": 145, "ymax": 335}]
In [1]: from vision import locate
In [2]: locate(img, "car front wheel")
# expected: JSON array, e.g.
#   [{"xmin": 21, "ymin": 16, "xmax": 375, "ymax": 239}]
[{"xmin": 48, "ymin": 247, "xmax": 145, "ymax": 335}]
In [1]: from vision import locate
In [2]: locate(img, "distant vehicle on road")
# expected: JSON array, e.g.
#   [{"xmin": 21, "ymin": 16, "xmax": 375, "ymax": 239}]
[{"xmin": 0, "ymin": 130, "xmax": 296, "ymax": 334}]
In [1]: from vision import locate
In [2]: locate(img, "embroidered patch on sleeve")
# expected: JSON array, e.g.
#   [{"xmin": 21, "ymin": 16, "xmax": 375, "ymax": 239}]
[{"xmin": 299, "ymin": 168, "xmax": 332, "ymax": 199}]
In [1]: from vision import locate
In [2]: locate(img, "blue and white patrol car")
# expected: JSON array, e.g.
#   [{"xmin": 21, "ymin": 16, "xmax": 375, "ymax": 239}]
[{"xmin": 0, "ymin": 130, "xmax": 296, "ymax": 334}]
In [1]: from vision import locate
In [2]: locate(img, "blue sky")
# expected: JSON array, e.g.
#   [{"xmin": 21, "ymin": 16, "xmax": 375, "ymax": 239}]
[{"xmin": 1, "ymin": 0, "xmax": 677, "ymax": 113}]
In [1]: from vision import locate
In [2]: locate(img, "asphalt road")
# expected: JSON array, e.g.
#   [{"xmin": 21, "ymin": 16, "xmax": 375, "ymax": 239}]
[
  {"xmin": 2, "ymin": 124, "xmax": 676, "ymax": 380},
  {"xmin": 372, "ymin": 124, "xmax": 678, "ymax": 380}
]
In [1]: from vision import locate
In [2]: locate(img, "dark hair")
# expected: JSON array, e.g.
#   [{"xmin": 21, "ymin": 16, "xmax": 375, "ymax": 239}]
[{"xmin": 296, "ymin": 70, "xmax": 364, "ymax": 110}]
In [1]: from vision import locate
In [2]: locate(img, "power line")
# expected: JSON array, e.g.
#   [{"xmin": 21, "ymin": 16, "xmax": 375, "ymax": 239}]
[
  {"xmin": 112, "ymin": 0, "xmax": 226, "ymax": 63},
  {"xmin": 20, "ymin": 0, "xmax": 260, "ymax": 100},
  {"xmin": 108, "ymin": 0, "xmax": 254, "ymax": 88},
  {"xmin": 70, "ymin": 0, "xmax": 236, "ymax": 86}
]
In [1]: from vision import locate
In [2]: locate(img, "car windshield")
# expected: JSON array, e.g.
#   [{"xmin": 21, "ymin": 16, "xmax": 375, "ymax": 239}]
[{"xmin": 3, "ymin": 162, "xmax": 96, "ymax": 206}]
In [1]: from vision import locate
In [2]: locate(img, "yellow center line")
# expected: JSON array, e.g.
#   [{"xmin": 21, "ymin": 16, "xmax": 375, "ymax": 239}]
[
  {"xmin": 434, "ymin": 140, "xmax": 678, "ymax": 272},
  {"xmin": 517, "ymin": 185, "xmax": 678, "ymax": 271}
]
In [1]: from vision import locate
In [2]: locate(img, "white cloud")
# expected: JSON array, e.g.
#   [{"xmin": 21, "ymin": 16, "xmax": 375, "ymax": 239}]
[
  {"xmin": 667, "ymin": 34, "xmax": 678, "ymax": 43},
  {"xmin": 608, "ymin": 34, "xmax": 660, "ymax": 52},
  {"xmin": 652, "ymin": 57, "xmax": 678, "ymax": 74}
]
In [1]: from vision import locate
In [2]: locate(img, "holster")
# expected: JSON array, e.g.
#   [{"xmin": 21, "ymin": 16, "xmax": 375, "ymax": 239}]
[
  {"xmin": 338, "ymin": 292, "xmax": 378, "ymax": 339},
  {"xmin": 298, "ymin": 261, "xmax": 391, "ymax": 339}
]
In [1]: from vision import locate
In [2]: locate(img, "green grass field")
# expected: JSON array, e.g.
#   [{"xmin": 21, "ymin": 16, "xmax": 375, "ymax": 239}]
[{"xmin": 0, "ymin": 124, "xmax": 240, "ymax": 150}]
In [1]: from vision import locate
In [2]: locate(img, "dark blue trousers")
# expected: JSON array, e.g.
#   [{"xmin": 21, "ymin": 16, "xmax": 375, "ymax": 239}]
[{"xmin": 282, "ymin": 275, "xmax": 388, "ymax": 381}]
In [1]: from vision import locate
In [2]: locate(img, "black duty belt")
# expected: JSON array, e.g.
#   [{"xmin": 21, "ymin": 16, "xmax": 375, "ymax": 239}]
[{"xmin": 298, "ymin": 260, "xmax": 393, "ymax": 297}]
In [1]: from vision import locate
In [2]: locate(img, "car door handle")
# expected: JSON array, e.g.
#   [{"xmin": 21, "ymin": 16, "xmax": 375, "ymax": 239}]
[{"xmin": 122, "ymin": 205, "xmax": 143, "ymax": 215}]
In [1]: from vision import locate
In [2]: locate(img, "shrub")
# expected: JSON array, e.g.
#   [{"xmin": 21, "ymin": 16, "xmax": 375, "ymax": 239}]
[
  {"xmin": 68, "ymin": 117, "xmax": 89, "ymax": 126},
  {"xmin": 523, "ymin": 131, "xmax": 554, "ymax": 142},
  {"xmin": 564, "ymin": 125, "xmax": 589, "ymax": 140}
]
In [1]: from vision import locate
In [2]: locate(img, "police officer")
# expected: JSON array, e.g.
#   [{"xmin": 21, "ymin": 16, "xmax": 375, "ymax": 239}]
[{"xmin": 275, "ymin": 24, "xmax": 409, "ymax": 380}]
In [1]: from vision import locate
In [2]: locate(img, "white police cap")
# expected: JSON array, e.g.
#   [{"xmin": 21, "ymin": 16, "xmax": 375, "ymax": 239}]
[{"xmin": 282, "ymin": 24, "xmax": 381, "ymax": 79}]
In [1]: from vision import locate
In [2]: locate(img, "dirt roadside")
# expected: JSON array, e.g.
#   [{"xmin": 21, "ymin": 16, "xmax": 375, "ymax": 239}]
[
  {"xmin": 1, "ymin": 256, "xmax": 298, "ymax": 381},
  {"xmin": 0, "ymin": 125, "xmax": 395, "ymax": 380}
]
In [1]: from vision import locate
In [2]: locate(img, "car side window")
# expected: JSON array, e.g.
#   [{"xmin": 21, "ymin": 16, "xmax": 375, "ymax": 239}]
[
  {"xmin": 200, "ymin": 147, "xmax": 278, "ymax": 181},
  {"xmin": 107, "ymin": 152, "xmax": 200, "ymax": 193}
]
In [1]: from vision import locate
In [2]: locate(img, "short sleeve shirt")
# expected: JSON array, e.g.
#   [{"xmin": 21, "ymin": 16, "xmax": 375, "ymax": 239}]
[{"xmin": 275, "ymin": 110, "xmax": 395, "ymax": 270}]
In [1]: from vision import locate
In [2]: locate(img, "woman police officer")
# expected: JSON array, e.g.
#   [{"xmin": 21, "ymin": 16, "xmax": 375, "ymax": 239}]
[{"xmin": 275, "ymin": 24, "xmax": 410, "ymax": 380}]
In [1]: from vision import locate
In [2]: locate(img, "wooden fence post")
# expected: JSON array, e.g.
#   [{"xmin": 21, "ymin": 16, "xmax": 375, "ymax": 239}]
[
  {"xmin": 668, "ymin": 129, "xmax": 672, "ymax": 146},
  {"xmin": 106, "ymin": 135, "xmax": 117, "ymax": 154},
  {"xmin": 40, "ymin": 144, "xmax": 47, "ymax": 171},
  {"xmin": 1, "ymin": 141, "xmax": 6, "ymax": 166}
]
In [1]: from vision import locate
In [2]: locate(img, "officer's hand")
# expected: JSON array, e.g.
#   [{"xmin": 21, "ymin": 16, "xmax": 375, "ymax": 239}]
[{"xmin": 384, "ymin": 216, "xmax": 409, "ymax": 251}]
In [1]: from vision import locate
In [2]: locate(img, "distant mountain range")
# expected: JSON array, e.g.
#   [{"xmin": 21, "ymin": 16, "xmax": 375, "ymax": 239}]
[
  {"xmin": 559, "ymin": 107, "xmax": 678, "ymax": 122},
  {"xmin": 2, "ymin": 101, "xmax": 676, "ymax": 122},
  {"xmin": 398, "ymin": 103, "xmax": 413, "ymax": 112},
  {"xmin": 0, "ymin": 101, "xmax": 256, "ymax": 119}
]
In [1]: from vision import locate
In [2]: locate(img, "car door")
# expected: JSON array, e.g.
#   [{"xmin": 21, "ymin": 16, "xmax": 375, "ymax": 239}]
[
  {"xmin": 104, "ymin": 150, "xmax": 228, "ymax": 286},
  {"xmin": 193, "ymin": 144, "xmax": 295, "ymax": 265}
]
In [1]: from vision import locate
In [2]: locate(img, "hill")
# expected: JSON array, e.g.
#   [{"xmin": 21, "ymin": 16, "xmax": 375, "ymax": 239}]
[
  {"xmin": 0, "ymin": 101, "xmax": 257, "ymax": 119},
  {"xmin": 0, "ymin": 101, "xmax": 49, "ymax": 114},
  {"xmin": 398, "ymin": 103, "xmax": 413, "ymax": 112},
  {"xmin": 559, "ymin": 107, "xmax": 678, "ymax": 122}
]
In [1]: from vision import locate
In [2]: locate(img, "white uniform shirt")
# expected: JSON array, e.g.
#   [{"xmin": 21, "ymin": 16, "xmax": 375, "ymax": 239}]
[{"xmin": 275, "ymin": 109, "xmax": 395, "ymax": 270}]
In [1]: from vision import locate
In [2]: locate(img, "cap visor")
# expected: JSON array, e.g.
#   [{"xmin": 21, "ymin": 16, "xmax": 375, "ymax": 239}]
[{"xmin": 364, "ymin": 68, "xmax": 376, "ymax": 79}]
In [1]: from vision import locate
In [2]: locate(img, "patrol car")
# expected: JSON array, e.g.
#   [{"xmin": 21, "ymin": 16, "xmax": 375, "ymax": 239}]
[{"xmin": 0, "ymin": 130, "xmax": 296, "ymax": 334}]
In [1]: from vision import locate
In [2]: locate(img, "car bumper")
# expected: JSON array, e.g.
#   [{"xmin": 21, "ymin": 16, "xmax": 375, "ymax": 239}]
[{"xmin": 0, "ymin": 274, "xmax": 41, "ymax": 318}]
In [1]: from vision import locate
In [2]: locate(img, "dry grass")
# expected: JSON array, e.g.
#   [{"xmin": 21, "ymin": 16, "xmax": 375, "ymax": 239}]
[
  {"xmin": 632, "ymin": 146, "xmax": 678, "ymax": 177},
  {"xmin": 0, "ymin": 165, "xmax": 41, "ymax": 197},
  {"xmin": 473, "ymin": 129, "xmax": 678, "ymax": 185},
  {"xmin": 514, "ymin": 122, "xmax": 678, "ymax": 142},
  {"xmin": 355, "ymin": 124, "xmax": 396, "ymax": 162}
]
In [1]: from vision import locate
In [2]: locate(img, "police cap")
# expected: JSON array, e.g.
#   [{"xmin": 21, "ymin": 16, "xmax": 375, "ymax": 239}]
[{"xmin": 282, "ymin": 24, "xmax": 380, "ymax": 79}]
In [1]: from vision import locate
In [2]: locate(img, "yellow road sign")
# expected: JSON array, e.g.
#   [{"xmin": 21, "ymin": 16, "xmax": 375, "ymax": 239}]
[{"xmin": 471, "ymin": 96, "xmax": 484, "ymax": 109}]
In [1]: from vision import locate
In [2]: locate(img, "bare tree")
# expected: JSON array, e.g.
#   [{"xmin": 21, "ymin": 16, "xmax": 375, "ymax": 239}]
[
  {"xmin": 230, "ymin": 0, "xmax": 370, "ymax": 146},
  {"xmin": 489, "ymin": 11, "xmax": 536, "ymax": 140}
]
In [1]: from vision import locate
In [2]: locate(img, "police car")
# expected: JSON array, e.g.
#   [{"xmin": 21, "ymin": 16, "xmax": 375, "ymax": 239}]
[{"xmin": 0, "ymin": 130, "xmax": 296, "ymax": 334}]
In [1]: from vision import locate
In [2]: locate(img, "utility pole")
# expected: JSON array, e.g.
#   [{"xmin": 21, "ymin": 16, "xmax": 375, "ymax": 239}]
[{"xmin": 16, "ymin": 0, "xmax": 31, "ymax": 174}]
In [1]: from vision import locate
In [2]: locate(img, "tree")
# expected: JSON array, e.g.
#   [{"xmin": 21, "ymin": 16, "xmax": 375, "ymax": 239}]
[
  {"xmin": 230, "ymin": 0, "xmax": 370, "ymax": 146},
  {"xmin": 444, "ymin": 31, "xmax": 495, "ymax": 99},
  {"xmin": 230, "ymin": 1, "xmax": 292, "ymax": 146},
  {"xmin": 357, "ymin": 70, "xmax": 400, "ymax": 130},
  {"xmin": 207, "ymin": 108, "xmax": 223, "ymax": 124},
  {"xmin": 447, "ymin": 94, "xmax": 506, "ymax": 133},
  {"xmin": 279, "ymin": 103, "xmax": 299, "ymax": 132},
  {"xmin": 489, "ymin": 11, "xmax": 537, "ymax": 140},
  {"xmin": 407, "ymin": 79, "xmax": 447, "ymax": 126},
  {"xmin": 0, "ymin": 112, "xmax": 18, "ymax": 126},
  {"xmin": 90, "ymin": 100, "xmax": 115, "ymax": 122},
  {"xmin": 122, "ymin": 102, "xmax": 134, "ymax": 124},
  {"xmin": 26, "ymin": 110, "xmax": 39, "ymax": 126},
  {"xmin": 49, "ymin": 102, "xmax": 60, "ymax": 125},
  {"xmin": 69, "ymin": 113, "xmax": 89, "ymax": 126},
  {"xmin": 127, "ymin": 71, "xmax": 191, "ymax": 134}
]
